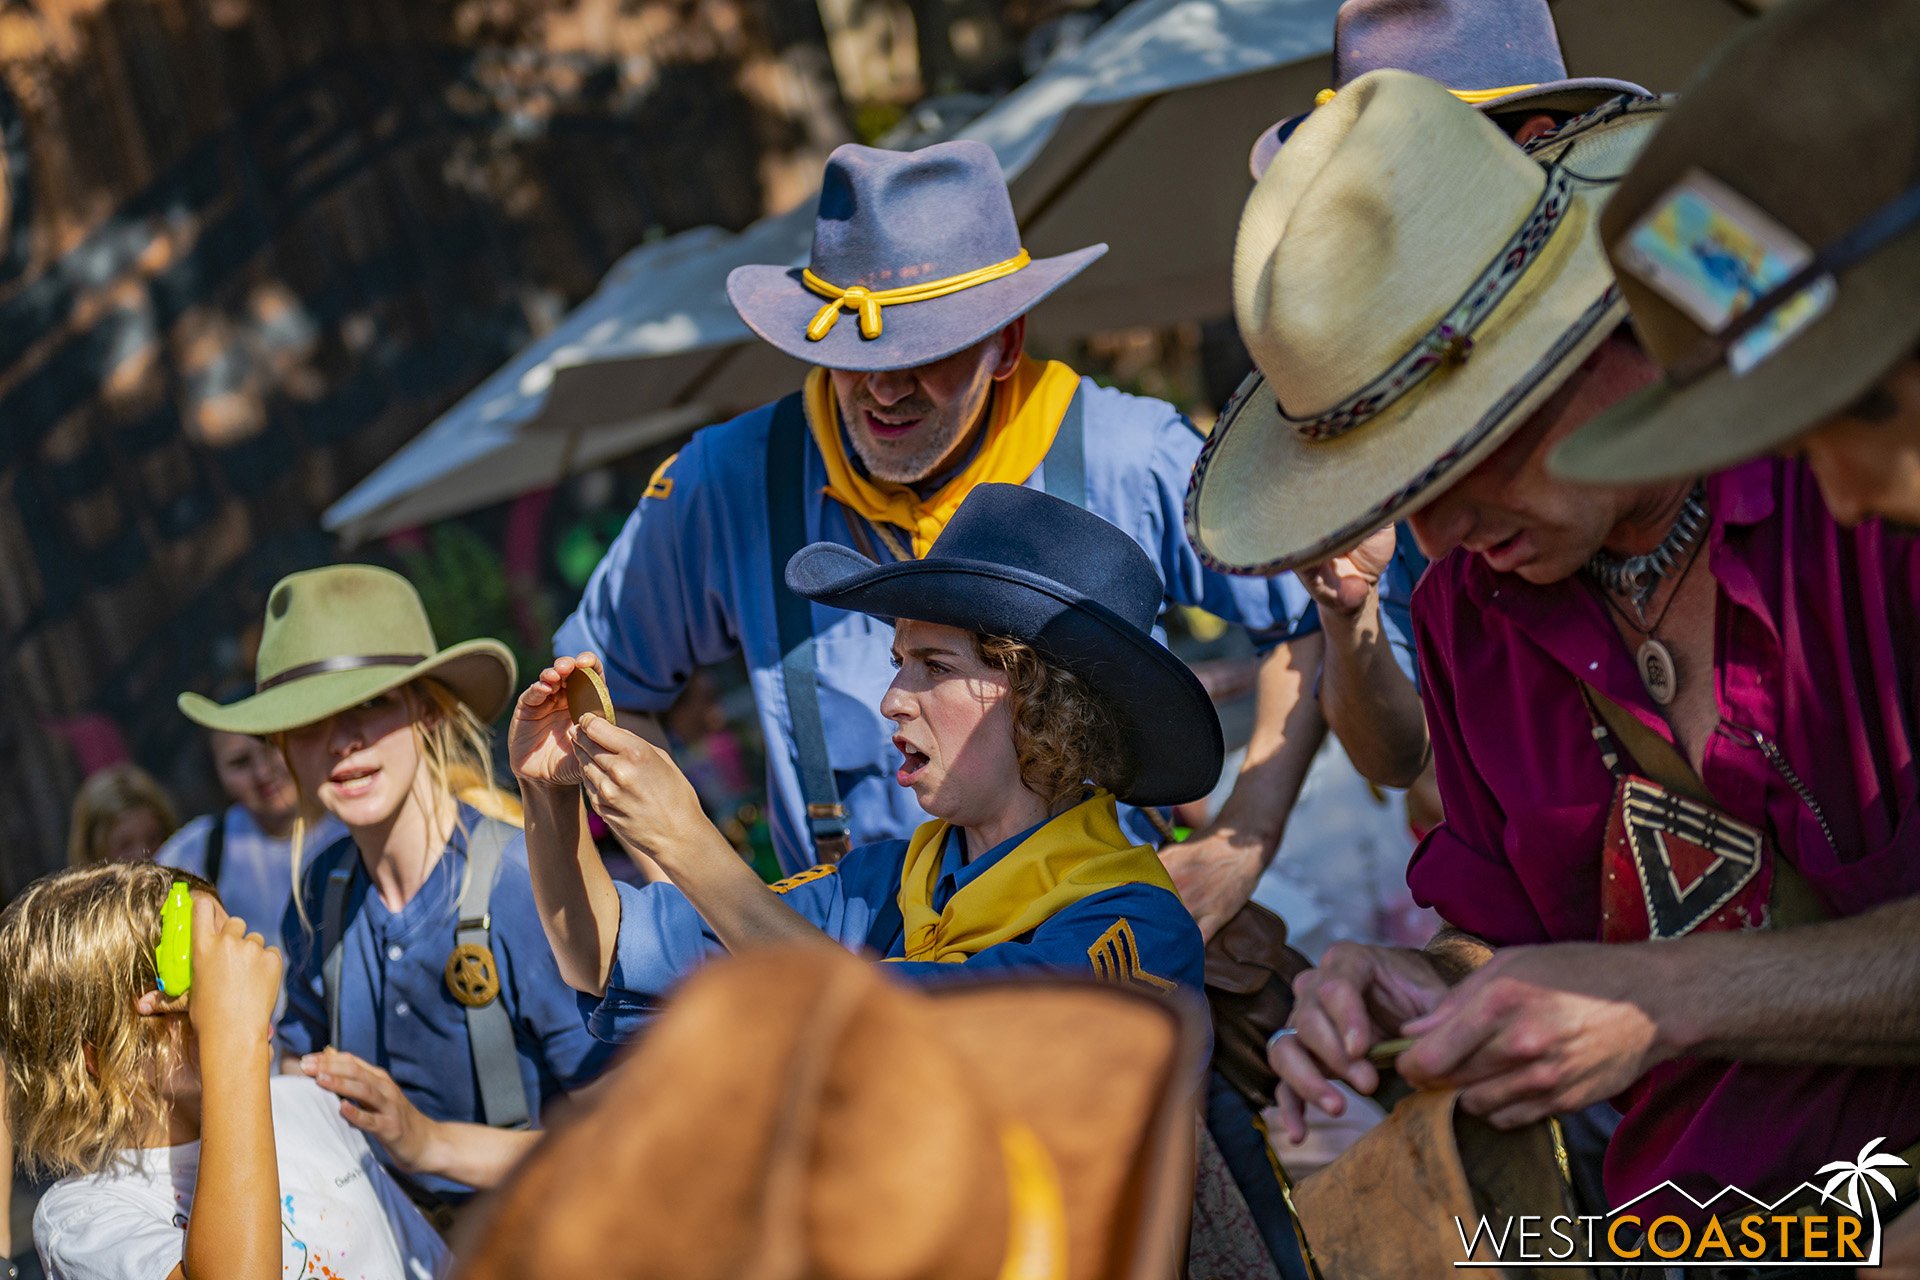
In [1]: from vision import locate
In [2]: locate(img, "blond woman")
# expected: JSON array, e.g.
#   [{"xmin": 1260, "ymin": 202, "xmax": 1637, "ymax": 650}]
[{"xmin": 179, "ymin": 565, "xmax": 611, "ymax": 1211}]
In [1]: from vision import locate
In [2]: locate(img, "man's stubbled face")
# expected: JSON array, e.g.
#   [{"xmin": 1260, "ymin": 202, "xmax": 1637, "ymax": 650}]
[{"xmin": 829, "ymin": 324, "xmax": 1020, "ymax": 484}]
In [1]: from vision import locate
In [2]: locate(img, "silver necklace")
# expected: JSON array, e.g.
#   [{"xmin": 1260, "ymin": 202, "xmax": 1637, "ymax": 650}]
[{"xmin": 1585, "ymin": 484, "xmax": 1708, "ymax": 706}]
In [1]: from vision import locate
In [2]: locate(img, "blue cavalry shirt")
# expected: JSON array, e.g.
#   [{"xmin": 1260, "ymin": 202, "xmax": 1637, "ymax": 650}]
[
  {"xmin": 584, "ymin": 820, "xmax": 1205, "ymax": 1044},
  {"xmin": 278, "ymin": 810, "xmax": 614, "ymax": 1198},
  {"xmin": 556, "ymin": 378, "xmax": 1419, "ymax": 873}
]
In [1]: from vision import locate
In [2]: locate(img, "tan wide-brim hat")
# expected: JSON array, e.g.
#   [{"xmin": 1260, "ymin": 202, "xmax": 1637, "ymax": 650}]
[
  {"xmin": 178, "ymin": 564, "xmax": 516, "ymax": 736},
  {"xmin": 455, "ymin": 947, "xmax": 1206, "ymax": 1280},
  {"xmin": 1185, "ymin": 71, "xmax": 1670, "ymax": 575},
  {"xmin": 1551, "ymin": 0, "xmax": 1920, "ymax": 485}
]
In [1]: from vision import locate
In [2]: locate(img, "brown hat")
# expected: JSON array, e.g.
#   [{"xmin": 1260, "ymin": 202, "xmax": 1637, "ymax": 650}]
[
  {"xmin": 454, "ymin": 948, "xmax": 1206, "ymax": 1280},
  {"xmin": 1551, "ymin": 0, "xmax": 1920, "ymax": 483}
]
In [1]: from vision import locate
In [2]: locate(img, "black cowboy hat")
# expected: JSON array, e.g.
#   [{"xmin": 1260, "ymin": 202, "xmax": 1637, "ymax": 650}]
[{"xmin": 785, "ymin": 484, "xmax": 1224, "ymax": 807}]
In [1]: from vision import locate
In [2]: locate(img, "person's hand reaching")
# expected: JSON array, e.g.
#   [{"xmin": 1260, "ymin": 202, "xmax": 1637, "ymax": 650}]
[
  {"xmin": 511, "ymin": 653, "xmax": 602, "ymax": 790},
  {"xmin": 302, "ymin": 1048, "xmax": 441, "ymax": 1175},
  {"xmin": 574, "ymin": 714, "xmax": 731, "ymax": 869}
]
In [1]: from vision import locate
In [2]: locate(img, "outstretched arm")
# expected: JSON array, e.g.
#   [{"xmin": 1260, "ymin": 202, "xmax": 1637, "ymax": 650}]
[
  {"xmin": 511, "ymin": 655, "xmax": 630, "ymax": 996},
  {"xmin": 573, "ymin": 714, "xmax": 837, "ymax": 960},
  {"xmin": 142, "ymin": 898, "xmax": 284, "ymax": 1280},
  {"xmin": 1161, "ymin": 631, "xmax": 1328, "ymax": 940},
  {"xmin": 1396, "ymin": 895, "xmax": 1920, "ymax": 1129}
]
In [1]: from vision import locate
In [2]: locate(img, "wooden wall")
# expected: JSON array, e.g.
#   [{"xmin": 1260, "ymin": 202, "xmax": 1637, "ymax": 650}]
[{"xmin": 0, "ymin": 0, "xmax": 850, "ymax": 892}]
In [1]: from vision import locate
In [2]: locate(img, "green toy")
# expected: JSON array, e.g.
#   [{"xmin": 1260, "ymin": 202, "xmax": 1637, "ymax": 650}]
[{"xmin": 156, "ymin": 881, "xmax": 193, "ymax": 996}]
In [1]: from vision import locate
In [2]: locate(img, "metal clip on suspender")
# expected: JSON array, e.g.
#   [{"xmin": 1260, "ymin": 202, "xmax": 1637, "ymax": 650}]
[
  {"xmin": 765, "ymin": 388, "xmax": 1087, "ymax": 867},
  {"xmin": 320, "ymin": 821, "xmax": 532, "ymax": 1130}
]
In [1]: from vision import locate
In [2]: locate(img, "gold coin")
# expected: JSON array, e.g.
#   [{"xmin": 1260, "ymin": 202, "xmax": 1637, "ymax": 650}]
[{"xmin": 564, "ymin": 664, "xmax": 615, "ymax": 727}]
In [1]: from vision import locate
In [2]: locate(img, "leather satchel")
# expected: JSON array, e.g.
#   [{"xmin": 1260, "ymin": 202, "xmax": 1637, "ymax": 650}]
[
  {"xmin": 1204, "ymin": 900, "xmax": 1313, "ymax": 1112},
  {"xmin": 1290, "ymin": 1089, "xmax": 1591, "ymax": 1279}
]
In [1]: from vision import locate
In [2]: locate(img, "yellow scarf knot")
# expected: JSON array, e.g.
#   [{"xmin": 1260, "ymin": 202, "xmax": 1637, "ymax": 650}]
[
  {"xmin": 804, "ymin": 354, "xmax": 1081, "ymax": 557},
  {"xmin": 800, "ymin": 250, "xmax": 1033, "ymax": 342},
  {"xmin": 892, "ymin": 790, "xmax": 1175, "ymax": 964}
]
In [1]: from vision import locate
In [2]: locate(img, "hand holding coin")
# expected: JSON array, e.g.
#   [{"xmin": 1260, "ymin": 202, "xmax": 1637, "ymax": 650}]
[
  {"xmin": 510, "ymin": 653, "xmax": 612, "ymax": 789},
  {"xmin": 564, "ymin": 664, "xmax": 615, "ymax": 728}
]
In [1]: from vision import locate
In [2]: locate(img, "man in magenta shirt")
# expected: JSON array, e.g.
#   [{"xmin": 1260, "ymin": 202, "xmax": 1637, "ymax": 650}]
[{"xmin": 1185, "ymin": 69, "xmax": 1920, "ymax": 1221}]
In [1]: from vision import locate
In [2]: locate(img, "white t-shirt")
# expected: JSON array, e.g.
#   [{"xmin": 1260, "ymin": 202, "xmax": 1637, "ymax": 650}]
[{"xmin": 34, "ymin": 1076, "xmax": 448, "ymax": 1280}]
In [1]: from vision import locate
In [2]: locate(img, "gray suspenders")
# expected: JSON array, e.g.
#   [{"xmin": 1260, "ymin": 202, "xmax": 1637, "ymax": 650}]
[
  {"xmin": 765, "ymin": 386, "xmax": 1088, "ymax": 868},
  {"xmin": 319, "ymin": 818, "xmax": 531, "ymax": 1130},
  {"xmin": 767, "ymin": 393, "xmax": 850, "ymax": 864},
  {"xmin": 1040, "ymin": 388, "xmax": 1086, "ymax": 507}
]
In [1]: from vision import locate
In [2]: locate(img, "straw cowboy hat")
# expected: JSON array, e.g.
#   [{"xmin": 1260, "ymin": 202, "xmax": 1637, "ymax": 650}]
[
  {"xmin": 786, "ymin": 483, "xmax": 1225, "ymax": 807},
  {"xmin": 455, "ymin": 946, "xmax": 1206, "ymax": 1280},
  {"xmin": 1551, "ymin": 0, "xmax": 1920, "ymax": 484},
  {"xmin": 178, "ymin": 565, "xmax": 516, "ymax": 736},
  {"xmin": 1246, "ymin": 0, "xmax": 1649, "ymax": 179},
  {"xmin": 1186, "ymin": 71, "xmax": 1670, "ymax": 574},
  {"xmin": 726, "ymin": 140, "xmax": 1106, "ymax": 372}
]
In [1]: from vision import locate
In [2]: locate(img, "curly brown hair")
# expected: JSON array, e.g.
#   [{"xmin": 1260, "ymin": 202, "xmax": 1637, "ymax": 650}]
[{"xmin": 973, "ymin": 634, "xmax": 1137, "ymax": 807}]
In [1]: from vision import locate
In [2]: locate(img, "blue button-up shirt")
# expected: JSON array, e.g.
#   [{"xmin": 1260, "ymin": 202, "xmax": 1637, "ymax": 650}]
[
  {"xmin": 586, "ymin": 820, "xmax": 1205, "ymax": 1043},
  {"xmin": 278, "ymin": 810, "xmax": 614, "ymax": 1197},
  {"xmin": 157, "ymin": 806, "xmax": 344, "ymax": 958},
  {"xmin": 557, "ymin": 378, "xmax": 1357, "ymax": 872}
]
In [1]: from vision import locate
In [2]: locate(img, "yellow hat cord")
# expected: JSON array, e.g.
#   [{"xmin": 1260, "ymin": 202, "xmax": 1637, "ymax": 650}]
[
  {"xmin": 802, "ymin": 249, "xmax": 1032, "ymax": 342},
  {"xmin": 1313, "ymin": 82, "xmax": 1540, "ymax": 109}
]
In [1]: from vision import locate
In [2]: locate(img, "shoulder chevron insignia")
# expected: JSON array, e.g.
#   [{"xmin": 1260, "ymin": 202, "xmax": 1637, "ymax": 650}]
[
  {"xmin": 1087, "ymin": 919, "xmax": 1176, "ymax": 993},
  {"xmin": 769, "ymin": 864, "xmax": 837, "ymax": 895}
]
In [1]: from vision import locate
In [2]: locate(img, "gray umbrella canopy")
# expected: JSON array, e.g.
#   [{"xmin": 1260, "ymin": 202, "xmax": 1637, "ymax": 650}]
[{"xmin": 325, "ymin": 0, "xmax": 1757, "ymax": 542}]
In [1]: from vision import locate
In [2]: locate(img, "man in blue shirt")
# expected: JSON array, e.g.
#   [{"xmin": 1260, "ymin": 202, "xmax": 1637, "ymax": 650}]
[{"xmin": 557, "ymin": 139, "xmax": 1421, "ymax": 936}]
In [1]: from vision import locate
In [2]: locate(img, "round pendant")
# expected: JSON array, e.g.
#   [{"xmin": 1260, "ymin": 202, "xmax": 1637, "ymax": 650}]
[{"xmin": 1637, "ymin": 637, "xmax": 1678, "ymax": 706}]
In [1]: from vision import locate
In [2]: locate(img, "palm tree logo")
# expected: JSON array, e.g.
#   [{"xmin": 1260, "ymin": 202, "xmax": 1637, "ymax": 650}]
[{"xmin": 1817, "ymin": 1137, "xmax": 1909, "ymax": 1259}]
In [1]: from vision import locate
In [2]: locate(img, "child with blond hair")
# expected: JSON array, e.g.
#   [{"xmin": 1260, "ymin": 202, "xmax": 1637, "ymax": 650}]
[{"xmin": 0, "ymin": 863, "xmax": 446, "ymax": 1280}]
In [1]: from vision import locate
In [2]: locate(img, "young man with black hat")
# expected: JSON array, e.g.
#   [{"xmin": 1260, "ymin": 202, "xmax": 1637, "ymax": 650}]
[
  {"xmin": 1189, "ymin": 68, "xmax": 1920, "ymax": 1233},
  {"xmin": 552, "ymin": 139, "xmax": 1421, "ymax": 944},
  {"xmin": 518, "ymin": 484, "xmax": 1219, "ymax": 1017}
]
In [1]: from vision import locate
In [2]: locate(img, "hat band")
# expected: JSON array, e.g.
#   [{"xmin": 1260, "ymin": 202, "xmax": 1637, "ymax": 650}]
[
  {"xmin": 1450, "ymin": 83, "xmax": 1543, "ymax": 105},
  {"xmin": 802, "ymin": 250, "xmax": 1032, "ymax": 342},
  {"xmin": 1278, "ymin": 165, "xmax": 1575, "ymax": 442},
  {"xmin": 256, "ymin": 652, "xmax": 428, "ymax": 692},
  {"xmin": 1667, "ymin": 174, "xmax": 1920, "ymax": 387},
  {"xmin": 1313, "ymin": 82, "xmax": 1541, "ymax": 109}
]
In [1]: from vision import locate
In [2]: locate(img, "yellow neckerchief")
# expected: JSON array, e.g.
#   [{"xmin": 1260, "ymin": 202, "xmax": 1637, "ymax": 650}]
[
  {"xmin": 802, "ymin": 354, "xmax": 1080, "ymax": 557},
  {"xmin": 892, "ymin": 789, "xmax": 1175, "ymax": 964}
]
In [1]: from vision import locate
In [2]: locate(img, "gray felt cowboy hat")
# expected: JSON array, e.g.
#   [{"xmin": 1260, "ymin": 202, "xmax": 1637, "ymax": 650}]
[
  {"xmin": 1551, "ymin": 0, "xmax": 1920, "ymax": 484},
  {"xmin": 726, "ymin": 140, "xmax": 1107, "ymax": 372},
  {"xmin": 178, "ymin": 565, "xmax": 516, "ymax": 736},
  {"xmin": 1246, "ymin": 0, "xmax": 1650, "ymax": 179}
]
